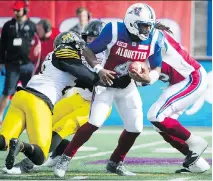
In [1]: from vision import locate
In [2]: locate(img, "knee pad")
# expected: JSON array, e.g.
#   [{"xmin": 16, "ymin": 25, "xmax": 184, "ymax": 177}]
[{"xmin": 26, "ymin": 144, "xmax": 45, "ymax": 165}]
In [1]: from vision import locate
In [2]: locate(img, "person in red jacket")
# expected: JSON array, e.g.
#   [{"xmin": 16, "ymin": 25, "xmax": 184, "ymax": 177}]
[{"xmin": 30, "ymin": 19, "xmax": 60, "ymax": 74}]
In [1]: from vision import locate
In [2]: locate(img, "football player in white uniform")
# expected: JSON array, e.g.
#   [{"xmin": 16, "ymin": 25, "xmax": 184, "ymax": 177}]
[{"xmin": 134, "ymin": 23, "xmax": 210, "ymax": 173}]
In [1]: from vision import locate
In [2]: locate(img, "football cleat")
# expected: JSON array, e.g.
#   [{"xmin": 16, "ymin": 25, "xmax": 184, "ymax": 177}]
[
  {"xmin": 106, "ymin": 160, "xmax": 136, "ymax": 176},
  {"xmin": 2, "ymin": 166, "xmax": 22, "ymax": 174},
  {"xmin": 54, "ymin": 154, "xmax": 71, "ymax": 178},
  {"xmin": 183, "ymin": 137, "xmax": 208, "ymax": 167},
  {"xmin": 3, "ymin": 153, "xmax": 62, "ymax": 174},
  {"xmin": 42, "ymin": 155, "xmax": 61, "ymax": 167},
  {"xmin": 2, "ymin": 158, "xmax": 35, "ymax": 174},
  {"xmin": 176, "ymin": 157, "xmax": 210, "ymax": 173},
  {"xmin": 5, "ymin": 139, "xmax": 22, "ymax": 169}
]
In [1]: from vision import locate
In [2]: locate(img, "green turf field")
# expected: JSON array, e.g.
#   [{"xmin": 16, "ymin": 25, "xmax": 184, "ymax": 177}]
[{"xmin": 0, "ymin": 127, "xmax": 211, "ymax": 180}]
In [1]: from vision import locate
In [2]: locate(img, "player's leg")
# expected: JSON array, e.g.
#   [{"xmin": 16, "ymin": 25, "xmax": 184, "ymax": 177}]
[
  {"xmin": 47, "ymin": 97, "xmax": 112, "ymax": 168},
  {"xmin": 12, "ymin": 100, "xmax": 91, "ymax": 173},
  {"xmin": 53, "ymin": 99, "xmax": 90, "ymax": 143},
  {"xmin": 107, "ymin": 81, "xmax": 142, "ymax": 176},
  {"xmin": 51, "ymin": 93, "xmax": 88, "ymax": 150},
  {"xmin": 52, "ymin": 93, "xmax": 84, "ymax": 125},
  {"xmin": 51, "ymin": 106, "xmax": 112, "ymax": 160},
  {"xmin": 5, "ymin": 90, "xmax": 52, "ymax": 169},
  {"xmin": 54, "ymin": 86, "xmax": 114, "ymax": 177},
  {"xmin": 0, "ymin": 92, "xmax": 26, "ymax": 150},
  {"xmin": 153, "ymin": 114, "xmax": 210, "ymax": 174},
  {"xmin": 153, "ymin": 111, "xmax": 190, "ymax": 156},
  {"xmin": 44, "ymin": 99, "xmax": 91, "ymax": 167},
  {"xmin": 147, "ymin": 67, "xmax": 208, "ymax": 167},
  {"xmin": 25, "ymin": 91, "xmax": 52, "ymax": 165},
  {"xmin": 3, "ymin": 94, "xmax": 92, "ymax": 174}
]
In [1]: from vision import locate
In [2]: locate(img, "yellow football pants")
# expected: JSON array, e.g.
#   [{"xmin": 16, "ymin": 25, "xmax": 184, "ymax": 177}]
[
  {"xmin": 52, "ymin": 93, "xmax": 112, "ymax": 139},
  {"xmin": 0, "ymin": 90, "xmax": 52, "ymax": 158},
  {"xmin": 52, "ymin": 93, "xmax": 90, "ymax": 139}
]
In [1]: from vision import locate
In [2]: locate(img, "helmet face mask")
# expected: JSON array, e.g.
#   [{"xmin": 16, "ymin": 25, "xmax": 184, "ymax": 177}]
[
  {"xmin": 133, "ymin": 21, "xmax": 152, "ymax": 38},
  {"xmin": 124, "ymin": 3, "xmax": 156, "ymax": 40}
]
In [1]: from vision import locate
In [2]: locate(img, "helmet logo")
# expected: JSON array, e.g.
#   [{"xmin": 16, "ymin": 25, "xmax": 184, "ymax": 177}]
[
  {"xmin": 129, "ymin": 7, "xmax": 143, "ymax": 17},
  {"xmin": 61, "ymin": 33, "xmax": 73, "ymax": 43}
]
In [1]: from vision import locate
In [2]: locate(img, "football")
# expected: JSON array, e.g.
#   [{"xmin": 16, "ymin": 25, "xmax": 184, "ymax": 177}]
[{"xmin": 128, "ymin": 61, "xmax": 147, "ymax": 74}]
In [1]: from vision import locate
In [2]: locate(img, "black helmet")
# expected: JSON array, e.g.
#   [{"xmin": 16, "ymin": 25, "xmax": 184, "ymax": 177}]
[
  {"xmin": 82, "ymin": 20, "xmax": 105, "ymax": 42},
  {"xmin": 53, "ymin": 31, "xmax": 85, "ymax": 50}
]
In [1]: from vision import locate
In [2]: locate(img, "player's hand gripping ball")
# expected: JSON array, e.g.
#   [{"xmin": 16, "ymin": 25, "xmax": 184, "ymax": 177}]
[{"xmin": 128, "ymin": 61, "xmax": 148, "ymax": 81}]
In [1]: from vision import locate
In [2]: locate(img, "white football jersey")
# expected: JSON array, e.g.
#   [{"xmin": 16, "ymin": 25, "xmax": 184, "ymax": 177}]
[{"xmin": 27, "ymin": 52, "xmax": 77, "ymax": 105}]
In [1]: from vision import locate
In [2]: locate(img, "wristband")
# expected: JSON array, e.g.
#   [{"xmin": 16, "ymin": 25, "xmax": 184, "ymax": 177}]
[{"xmin": 93, "ymin": 64, "xmax": 103, "ymax": 74}]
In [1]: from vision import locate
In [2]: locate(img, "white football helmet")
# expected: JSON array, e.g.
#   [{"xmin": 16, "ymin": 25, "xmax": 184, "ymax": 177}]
[{"xmin": 124, "ymin": 3, "xmax": 156, "ymax": 40}]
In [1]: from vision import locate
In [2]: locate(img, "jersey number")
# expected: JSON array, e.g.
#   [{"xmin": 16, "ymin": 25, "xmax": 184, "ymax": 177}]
[{"xmin": 114, "ymin": 61, "xmax": 132, "ymax": 77}]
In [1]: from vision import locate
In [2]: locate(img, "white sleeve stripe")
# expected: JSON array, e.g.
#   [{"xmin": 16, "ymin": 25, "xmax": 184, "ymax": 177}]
[
  {"xmin": 150, "ymin": 29, "xmax": 159, "ymax": 55},
  {"xmin": 107, "ymin": 22, "xmax": 118, "ymax": 50}
]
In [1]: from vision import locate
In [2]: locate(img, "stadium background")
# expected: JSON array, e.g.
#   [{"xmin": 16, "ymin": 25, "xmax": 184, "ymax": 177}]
[{"xmin": 0, "ymin": 1, "xmax": 212, "ymax": 127}]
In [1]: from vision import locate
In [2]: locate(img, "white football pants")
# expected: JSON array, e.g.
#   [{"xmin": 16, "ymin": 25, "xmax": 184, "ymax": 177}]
[{"xmin": 89, "ymin": 80, "xmax": 143, "ymax": 133}]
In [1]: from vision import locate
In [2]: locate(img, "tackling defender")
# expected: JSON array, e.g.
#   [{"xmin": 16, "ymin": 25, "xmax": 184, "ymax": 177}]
[
  {"xmin": 0, "ymin": 31, "xmax": 102, "ymax": 169},
  {"xmin": 2, "ymin": 20, "xmax": 112, "ymax": 174}
]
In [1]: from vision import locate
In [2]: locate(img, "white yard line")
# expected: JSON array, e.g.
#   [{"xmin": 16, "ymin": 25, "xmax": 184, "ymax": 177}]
[
  {"xmin": 168, "ymin": 177, "xmax": 191, "ymax": 181},
  {"xmin": 73, "ymin": 140, "xmax": 165, "ymax": 160},
  {"xmin": 71, "ymin": 176, "xmax": 88, "ymax": 180}
]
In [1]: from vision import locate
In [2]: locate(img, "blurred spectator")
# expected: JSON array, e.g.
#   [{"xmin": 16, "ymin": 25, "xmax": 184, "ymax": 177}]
[
  {"xmin": 30, "ymin": 19, "xmax": 60, "ymax": 74},
  {"xmin": 69, "ymin": 7, "xmax": 91, "ymax": 35},
  {"xmin": 0, "ymin": 0, "xmax": 36, "ymax": 122}
]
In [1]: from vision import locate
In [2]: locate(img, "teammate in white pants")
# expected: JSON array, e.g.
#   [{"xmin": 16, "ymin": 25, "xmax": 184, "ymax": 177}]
[{"xmin": 143, "ymin": 23, "xmax": 209, "ymax": 173}]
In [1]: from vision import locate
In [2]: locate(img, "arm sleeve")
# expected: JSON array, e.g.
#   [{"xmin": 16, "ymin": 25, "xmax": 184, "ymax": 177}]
[
  {"xmin": 87, "ymin": 22, "xmax": 113, "ymax": 54},
  {"xmin": 148, "ymin": 32, "xmax": 164, "ymax": 69},
  {"xmin": 75, "ymin": 79, "xmax": 93, "ymax": 92},
  {"xmin": 148, "ymin": 45, "xmax": 162, "ymax": 69},
  {"xmin": 0, "ymin": 23, "xmax": 8, "ymax": 64},
  {"xmin": 60, "ymin": 59, "xmax": 100, "ymax": 86}
]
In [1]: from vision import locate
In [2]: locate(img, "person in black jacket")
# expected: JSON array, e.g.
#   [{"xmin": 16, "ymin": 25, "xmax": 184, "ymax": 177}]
[{"xmin": 0, "ymin": 0, "xmax": 36, "ymax": 122}]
